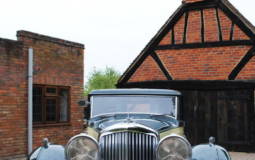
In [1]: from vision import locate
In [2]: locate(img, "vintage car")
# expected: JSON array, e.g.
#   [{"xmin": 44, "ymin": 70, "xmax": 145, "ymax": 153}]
[{"xmin": 28, "ymin": 89, "xmax": 231, "ymax": 160}]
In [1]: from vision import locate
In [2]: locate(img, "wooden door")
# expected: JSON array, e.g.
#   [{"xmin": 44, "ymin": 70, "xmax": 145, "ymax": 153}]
[
  {"xmin": 217, "ymin": 89, "xmax": 253, "ymax": 148},
  {"xmin": 181, "ymin": 89, "xmax": 254, "ymax": 151},
  {"xmin": 181, "ymin": 90, "xmax": 217, "ymax": 145}
]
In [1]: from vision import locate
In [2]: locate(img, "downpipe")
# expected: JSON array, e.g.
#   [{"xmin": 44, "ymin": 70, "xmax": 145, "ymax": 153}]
[{"xmin": 28, "ymin": 48, "xmax": 33, "ymax": 155}]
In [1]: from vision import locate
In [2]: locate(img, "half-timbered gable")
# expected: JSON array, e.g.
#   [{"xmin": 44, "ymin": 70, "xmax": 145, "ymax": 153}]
[
  {"xmin": 119, "ymin": 0, "xmax": 255, "ymax": 83},
  {"xmin": 118, "ymin": 0, "xmax": 255, "ymax": 152}
]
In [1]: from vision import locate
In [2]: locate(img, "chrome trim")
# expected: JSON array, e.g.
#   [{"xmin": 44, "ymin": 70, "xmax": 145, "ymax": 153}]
[
  {"xmin": 91, "ymin": 96, "xmax": 94, "ymax": 118},
  {"xmin": 65, "ymin": 133, "xmax": 99, "ymax": 160},
  {"xmin": 99, "ymin": 131, "xmax": 158, "ymax": 160},
  {"xmin": 100, "ymin": 131, "xmax": 158, "ymax": 140},
  {"xmin": 93, "ymin": 112, "xmax": 177, "ymax": 119},
  {"xmin": 101, "ymin": 122, "xmax": 159, "ymax": 136},
  {"xmin": 156, "ymin": 134, "xmax": 192, "ymax": 160},
  {"xmin": 175, "ymin": 96, "xmax": 178, "ymax": 119}
]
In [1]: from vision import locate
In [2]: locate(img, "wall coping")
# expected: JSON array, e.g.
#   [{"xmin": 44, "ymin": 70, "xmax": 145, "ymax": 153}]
[
  {"xmin": 17, "ymin": 30, "xmax": 85, "ymax": 49},
  {"xmin": 0, "ymin": 38, "xmax": 23, "ymax": 46}
]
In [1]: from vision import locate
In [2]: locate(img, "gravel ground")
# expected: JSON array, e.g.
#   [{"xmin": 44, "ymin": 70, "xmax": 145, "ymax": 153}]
[
  {"xmin": 1, "ymin": 152, "xmax": 254, "ymax": 160},
  {"xmin": 230, "ymin": 152, "xmax": 255, "ymax": 160}
]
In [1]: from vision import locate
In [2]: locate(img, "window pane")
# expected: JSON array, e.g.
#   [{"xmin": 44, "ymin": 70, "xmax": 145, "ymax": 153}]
[
  {"xmin": 92, "ymin": 95, "xmax": 177, "ymax": 118},
  {"xmin": 46, "ymin": 87, "xmax": 57, "ymax": 94},
  {"xmin": 33, "ymin": 87, "xmax": 42, "ymax": 122},
  {"xmin": 46, "ymin": 99, "xmax": 57, "ymax": 121},
  {"xmin": 59, "ymin": 88, "xmax": 68, "ymax": 122}
]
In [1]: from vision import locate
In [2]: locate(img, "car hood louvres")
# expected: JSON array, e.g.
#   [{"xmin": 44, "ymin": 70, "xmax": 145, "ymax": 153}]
[{"xmin": 99, "ymin": 131, "xmax": 157, "ymax": 160}]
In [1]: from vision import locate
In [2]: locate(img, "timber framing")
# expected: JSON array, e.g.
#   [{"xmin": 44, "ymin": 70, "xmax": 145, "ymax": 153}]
[
  {"xmin": 218, "ymin": 0, "xmax": 255, "ymax": 41},
  {"xmin": 228, "ymin": 47, "xmax": 255, "ymax": 80},
  {"xmin": 118, "ymin": 4, "xmax": 185, "ymax": 84},
  {"xmin": 183, "ymin": 12, "xmax": 189, "ymax": 44},
  {"xmin": 118, "ymin": 0, "xmax": 255, "ymax": 84},
  {"xmin": 200, "ymin": 9, "xmax": 205, "ymax": 43},
  {"xmin": 230, "ymin": 22, "xmax": 234, "ymax": 40},
  {"xmin": 184, "ymin": 0, "xmax": 218, "ymax": 11},
  {"xmin": 172, "ymin": 28, "xmax": 175, "ymax": 44},
  {"xmin": 117, "ymin": 80, "xmax": 255, "ymax": 90},
  {"xmin": 151, "ymin": 52, "xmax": 172, "ymax": 80},
  {"xmin": 156, "ymin": 40, "xmax": 253, "ymax": 50},
  {"xmin": 216, "ymin": 8, "xmax": 223, "ymax": 41}
]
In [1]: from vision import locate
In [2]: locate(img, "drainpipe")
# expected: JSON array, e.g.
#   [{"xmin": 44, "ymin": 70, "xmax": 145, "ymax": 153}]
[{"xmin": 28, "ymin": 48, "xmax": 33, "ymax": 155}]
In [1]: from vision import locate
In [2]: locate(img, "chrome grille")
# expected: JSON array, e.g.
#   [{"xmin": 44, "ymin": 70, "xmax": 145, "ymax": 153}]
[{"xmin": 99, "ymin": 132, "xmax": 157, "ymax": 160}]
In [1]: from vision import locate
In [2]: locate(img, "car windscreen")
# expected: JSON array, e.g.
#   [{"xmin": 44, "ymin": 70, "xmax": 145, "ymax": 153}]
[{"xmin": 91, "ymin": 95, "xmax": 178, "ymax": 118}]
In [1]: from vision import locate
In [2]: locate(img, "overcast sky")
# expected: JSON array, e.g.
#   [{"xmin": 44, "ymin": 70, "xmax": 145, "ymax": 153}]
[{"xmin": 0, "ymin": 0, "xmax": 254, "ymax": 82}]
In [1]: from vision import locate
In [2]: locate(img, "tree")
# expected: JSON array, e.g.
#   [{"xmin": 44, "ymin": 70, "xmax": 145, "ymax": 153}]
[{"xmin": 84, "ymin": 67, "xmax": 121, "ymax": 96}]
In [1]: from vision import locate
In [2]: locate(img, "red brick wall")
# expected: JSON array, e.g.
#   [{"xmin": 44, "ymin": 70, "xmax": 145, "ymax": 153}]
[
  {"xmin": 0, "ymin": 31, "xmax": 84, "ymax": 159},
  {"xmin": 204, "ymin": 8, "xmax": 219, "ymax": 42},
  {"xmin": 236, "ymin": 56, "xmax": 255, "ymax": 80},
  {"xmin": 159, "ymin": 7, "xmax": 248, "ymax": 45},
  {"xmin": 218, "ymin": 9, "xmax": 232, "ymax": 41},
  {"xmin": 175, "ymin": 14, "xmax": 186, "ymax": 44},
  {"xmin": 128, "ymin": 55, "xmax": 167, "ymax": 82},
  {"xmin": 156, "ymin": 46, "xmax": 251, "ymax": 80},
  {"xmin": 233, "ymin": 25, "xmax": 250, "ymax": 40},
  {"xmin": 159, "ymin": 31, "xmax": 172, "ymax": 45},
  {"xmin": 186, "ymin": 10, "xmax": 201, "ymax": 43},
  {"xmin": 17, "ymin": 31, "xmax": 84, "ymax": 148},
  {"xmin": 0, "ymin": 39, "xmax": 28, "ymax": 158}
]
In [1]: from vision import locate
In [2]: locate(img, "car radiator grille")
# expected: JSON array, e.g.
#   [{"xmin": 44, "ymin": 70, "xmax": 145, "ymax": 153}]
[{"xmin": 99, "ymin": 132, "xmax": 157, "ymax": 160}]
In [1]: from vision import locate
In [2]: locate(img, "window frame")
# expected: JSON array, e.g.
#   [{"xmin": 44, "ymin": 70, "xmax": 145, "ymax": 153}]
[
  {"xmin": 45, "ymin": 86, "xmax": 58, "ymax": 96},
  {"xmin": 90, "ymin": 95, "xmax": 179, "ymax": 119},
  {"xmin": 33, "ymin": 84, "xmax": 71, "ymax": 126}
]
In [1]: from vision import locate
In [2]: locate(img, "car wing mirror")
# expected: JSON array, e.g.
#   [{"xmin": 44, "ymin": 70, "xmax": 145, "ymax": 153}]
[
  {"xmin": 78, "ymin": 100, "xmax": 91, "ymax": 123},
  {"xmin": 78, "ymin": 100, "xmax": 90, "ymax": 108}
]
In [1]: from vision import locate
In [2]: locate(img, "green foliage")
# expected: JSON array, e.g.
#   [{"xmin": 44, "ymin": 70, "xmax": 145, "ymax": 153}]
[{"xmin": 84, "ymin": 67, "xmax": 121, "ymax": 96}]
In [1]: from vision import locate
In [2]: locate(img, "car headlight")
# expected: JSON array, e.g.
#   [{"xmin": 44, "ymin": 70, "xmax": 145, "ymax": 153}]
[
  {"xmin": 66, "ymin": 133, "xmax": 99, "ymax": 160},
  {"xmin": 157, "ymin": 134, "xmax": 192, "ymax": 160}
]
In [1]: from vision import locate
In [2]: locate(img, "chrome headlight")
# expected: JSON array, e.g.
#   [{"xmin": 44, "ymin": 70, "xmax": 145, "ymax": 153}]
[
  {"xmin": 157, "ymin": 134, "xmax": 192, "ymax": 160},
  {"xmin": 66, "ymin": 133, "xmax": 99, "ymax": 160}
]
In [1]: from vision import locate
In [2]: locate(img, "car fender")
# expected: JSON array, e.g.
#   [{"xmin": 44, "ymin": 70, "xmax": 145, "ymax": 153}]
[
  {"xmin": 192, "ymin": 137, "xmax": 231, "ymax": 160},
  {"xmin": 28, "ymin": 139, "xmax": 67, "ymax": 160}
]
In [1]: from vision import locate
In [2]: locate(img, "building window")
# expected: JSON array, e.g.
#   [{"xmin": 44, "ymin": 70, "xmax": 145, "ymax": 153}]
[{"xmin": 33, "ymin": 85, "xmax": 70, "ymax": 124}]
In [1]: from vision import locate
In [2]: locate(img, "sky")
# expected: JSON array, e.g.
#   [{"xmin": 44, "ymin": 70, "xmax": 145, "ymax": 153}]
[{"xmin": 0, "ymin": 0, "xmax": 254, "ymax": 82}]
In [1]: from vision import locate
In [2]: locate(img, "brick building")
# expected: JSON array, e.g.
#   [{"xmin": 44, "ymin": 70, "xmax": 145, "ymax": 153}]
[
  {"xmin": 0, "ymin": 31, "xmax": 84, "ymax": 159},
  {"xmin": 118, "ymin": 0, "xmax": 255, "ymax": 151}
]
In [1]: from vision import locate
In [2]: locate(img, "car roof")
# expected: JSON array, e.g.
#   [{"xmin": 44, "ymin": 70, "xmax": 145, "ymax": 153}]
[{"xmin": 89, "ymin": 89, "xmax": 181, "ymax": 96}]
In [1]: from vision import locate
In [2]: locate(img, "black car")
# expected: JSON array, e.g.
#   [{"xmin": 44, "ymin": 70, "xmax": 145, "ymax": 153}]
[{"xmin": 29, "ymin": 89, "xmax": 231, "ymax": 160}]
